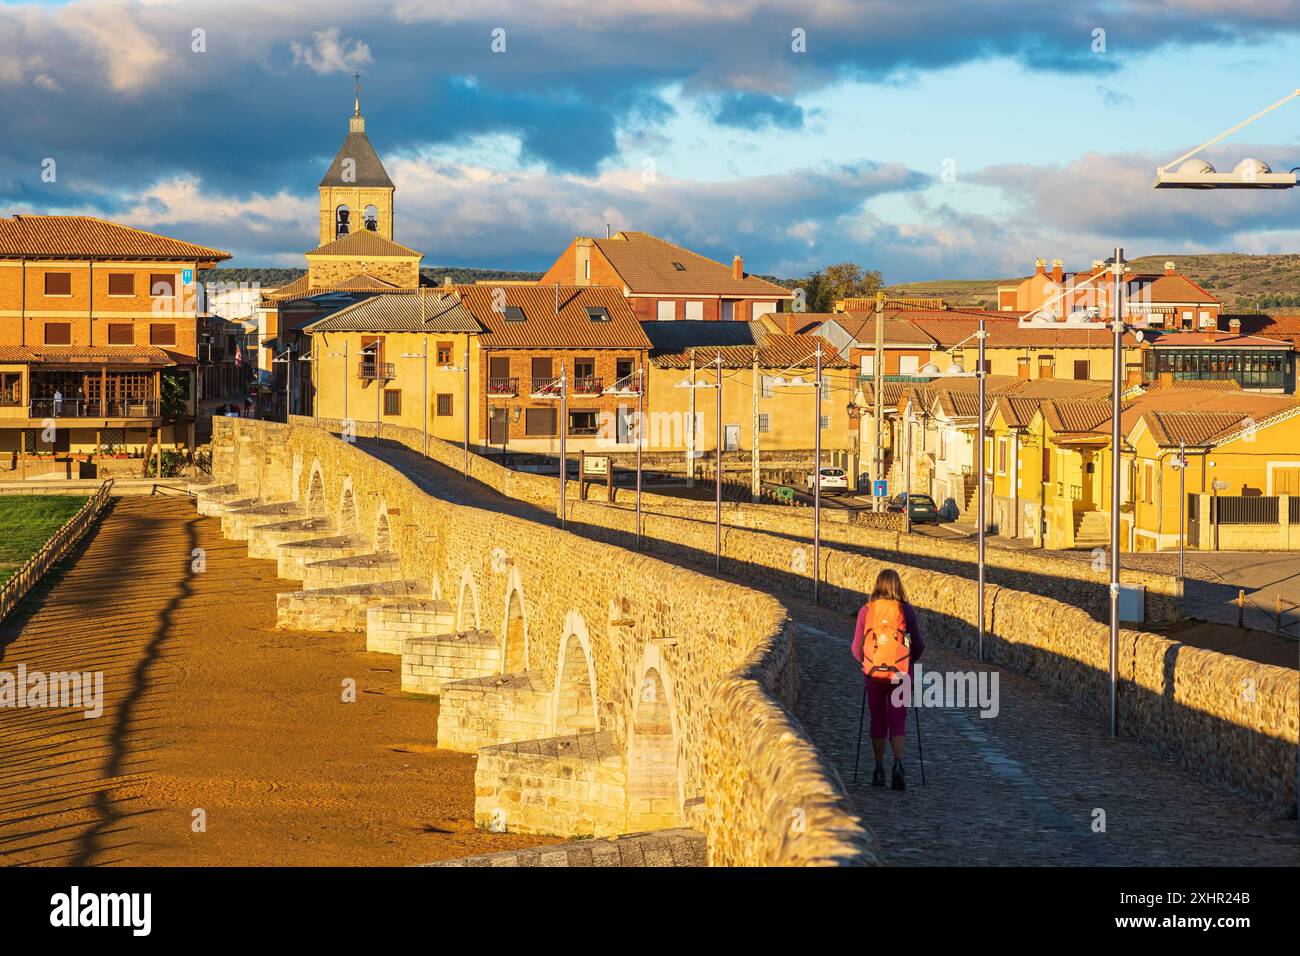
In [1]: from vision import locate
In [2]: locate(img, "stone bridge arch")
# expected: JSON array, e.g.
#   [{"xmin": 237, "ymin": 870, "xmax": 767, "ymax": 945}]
[
  {"xmin": 337, "ymin": 479, "xmax": 359, "ymax": 536},
  {"xmin": 552, "ymin": 610, "xmax": 598, "ymax": 736},
  {"xmin": 305, "ymin": 460, "xmax": 327, "ymax": 518},
  {"xmin": 499, "ymin": 566, "xmax": 529, "ymax": 674},
  {"xmin": 456, "ymin": 564, "xmax": 481, "ymax": 631},
  {"xmin": 626, "ymin": 644, "xmax": 685, "ymax": 831}
]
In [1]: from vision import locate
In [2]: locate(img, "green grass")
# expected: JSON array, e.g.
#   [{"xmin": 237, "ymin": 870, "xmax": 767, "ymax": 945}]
[{"xmin": 0, "ymin": 496, "xmax": 90, "ymax": 585}]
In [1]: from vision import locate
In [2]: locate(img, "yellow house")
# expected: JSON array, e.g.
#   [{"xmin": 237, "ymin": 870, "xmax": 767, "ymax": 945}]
[
  {"xmin": 303, "ymin": 291, "xmax": 484, "ymax": 446},
  {"xmin": 641, "ymin": 320, "xmax": 856, "ymax": 479},
  {"xmin": 1126, "ymin": 397, "xmax": 1300, "ymax": 550}
]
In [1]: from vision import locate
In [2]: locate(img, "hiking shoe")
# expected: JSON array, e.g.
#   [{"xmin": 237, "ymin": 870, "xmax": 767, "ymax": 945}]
[
  {"xmin": 891, "ymin": 760, "xmax": 906, "ymax": 791},
  {"xmin": 871, "ymin": 764, "xmax": 886, "ymax": 788}
]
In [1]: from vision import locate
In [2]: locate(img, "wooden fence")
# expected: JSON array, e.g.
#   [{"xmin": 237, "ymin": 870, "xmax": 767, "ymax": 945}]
[{"xmin": 0, "ymin": 480, "xmax": 114, "ymax": 623}]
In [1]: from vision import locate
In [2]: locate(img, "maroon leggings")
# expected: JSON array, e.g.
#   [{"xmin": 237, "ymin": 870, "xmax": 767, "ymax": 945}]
[{"xmin": 866, "ymin": 674, "xmax": 908, "ymax": 739}]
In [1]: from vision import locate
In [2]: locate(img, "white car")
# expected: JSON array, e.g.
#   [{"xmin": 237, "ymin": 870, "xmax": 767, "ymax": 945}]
[{"xmin": 805, "ymin": 467, "xmax": 848, "ymax": 495}]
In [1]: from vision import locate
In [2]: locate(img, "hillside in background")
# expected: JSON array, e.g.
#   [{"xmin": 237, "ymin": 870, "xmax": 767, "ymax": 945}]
[{"xmin": 884, "ymin": 253, "xmax": 1300, "ymax": 311}]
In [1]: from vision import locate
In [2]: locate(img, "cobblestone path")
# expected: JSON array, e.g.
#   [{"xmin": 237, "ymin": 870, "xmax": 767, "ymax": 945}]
[{"xmin": 366, "ymin": 441, "xmax": 1300, "ymax": 867}]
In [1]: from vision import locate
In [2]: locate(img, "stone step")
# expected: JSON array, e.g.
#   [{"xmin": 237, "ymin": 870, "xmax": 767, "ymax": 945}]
[
  {"xmin": 196, "ymin": 490, "xmax": 258, "ymax": 518},
  {"xmin": 473, "ymin": 730, "xmax": 627, "ymax": 838},
  {"xmin": 436, "ymin": 670, "xmax": 551, "ymax": 753},
  {"xmin": 246, "ymin": 517, "xmax": 337, "ymax": 560},
  {"xmin": 275, "ymin": 535, "xmax": 373, "ymax": 580},
  {"xmin": 221, "ymin": 500, "xmax": 302, "ymax": 540},
  {"xmin": 399, "ymin": 626, "xmax": 498, "ymax": 694},
  {"xmin": 275, "ymin": 580, "xmax": 430, "ymax": 633},
  {"xmin": 367, "ymin": 599, "xmax": 457, "ymax": 656},
  {"xmin": 302, "ymin": 551, "xmax": 404, "ymax": 591}
]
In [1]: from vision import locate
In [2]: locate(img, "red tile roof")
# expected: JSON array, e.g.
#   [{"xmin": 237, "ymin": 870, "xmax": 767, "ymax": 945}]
[
  {"xmin": 0, "ymin": 345, "xmax": 179, "ymax": 365},
  {"xmin": 591, "ymin": 231, "xmax": 792, "ymax": 297},
  {"xmin": 455, "ymin": 284, "xmax": 651, "ymax": 349},
  {"xmin": 0, "ymin": 215, "xmax": 230, "ymax": 262}
]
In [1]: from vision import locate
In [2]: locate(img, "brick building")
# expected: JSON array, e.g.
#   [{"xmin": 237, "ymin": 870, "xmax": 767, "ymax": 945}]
[
  {"xmin": 0, "ymin": 214, "xmax": 229, "ymax": 467},
  {"xmin": 539, "ymin": 231, "xmax": 794, "ymax": 322}
]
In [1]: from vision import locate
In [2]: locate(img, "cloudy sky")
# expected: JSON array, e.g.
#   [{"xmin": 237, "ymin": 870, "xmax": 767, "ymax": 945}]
[{"xmin": 4, "ymin": 0, "xmax": 1300, "ymax": 281}]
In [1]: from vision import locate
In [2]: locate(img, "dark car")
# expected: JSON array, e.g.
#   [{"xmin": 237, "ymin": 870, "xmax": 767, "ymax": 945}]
[{"xmin": 885, "ymin": 492, "xmax": 940, "ymax": 525}]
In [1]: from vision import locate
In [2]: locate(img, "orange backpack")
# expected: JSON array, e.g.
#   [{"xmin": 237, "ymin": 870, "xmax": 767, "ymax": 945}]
[{"xmin": 861, "ymin": 599, "xmax": 911, "ymax": 680}]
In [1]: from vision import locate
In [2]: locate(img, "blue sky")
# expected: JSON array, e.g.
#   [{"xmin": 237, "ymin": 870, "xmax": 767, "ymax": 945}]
[{"xmin": 3, "ymin": 0, "xmax": 1300, "ymax": 281}]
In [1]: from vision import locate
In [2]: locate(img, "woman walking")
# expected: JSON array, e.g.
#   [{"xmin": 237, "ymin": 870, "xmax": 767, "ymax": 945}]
[{"xmin": 851, "ymin": 568, "xmax": 925, "ymax": 790}]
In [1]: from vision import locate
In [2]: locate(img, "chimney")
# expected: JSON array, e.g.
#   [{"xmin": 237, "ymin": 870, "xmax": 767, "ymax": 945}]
[
  {"xmin": 442, "ymin": 275, "xmax": 452, "ymax": 288},
  {"xmin": 1158, "ymin": 371, "xmax": 1174, "ymax": 389},
  {"xmin": 575, "ymin": 237, "xmax": 593, "ymax": 286},
  {"xmin": 1091, "ymin": 259, "xmax": 1104, "ymax": 271},
  {"xmin": 1034, "ymin": 258, "xmax": 1046, "ymax": 276},
  {"xmin": 1228, "ymin": 317, "xmax": 1241, "ymax": 334},
  {"xmin": 1126, "ymin": 366, "xmax": 1143, "ymax": 387},
  {"xmin": 1051, "ymin": 258, "xmax": 1064, "ymax": 283},
  {"xmin": 732, "ymin": 255, "xmax": 744, "ymax": 281},
  {"xmin": 1164, "ymin": 260, "xmax": 1176, "ymax": 276}
]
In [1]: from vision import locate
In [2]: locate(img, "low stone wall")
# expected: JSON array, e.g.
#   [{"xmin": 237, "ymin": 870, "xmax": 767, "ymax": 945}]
[
  {"xmin": 305, "ymin": 416, "xmax": 1295, "ymax": 814},
  {"xmin": 293, "ymin": 416, "xmax": 1180, "ymax": 625},
  {"xmin": 217, "ymin": 417, "xmax": 879, "ymax": 866}
]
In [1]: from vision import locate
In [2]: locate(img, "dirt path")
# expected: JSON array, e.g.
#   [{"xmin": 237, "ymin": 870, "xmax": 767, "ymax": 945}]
[{"xmin": 0, "ymin": 496, "xmax": 558, "ymax": 866}]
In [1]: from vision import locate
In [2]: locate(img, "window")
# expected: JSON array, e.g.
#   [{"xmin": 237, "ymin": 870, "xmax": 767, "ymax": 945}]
[
  {"xmin": 569, "ymin": 410, "xmax": 599, "ymax": 435},
  {"xmin": 107, "ymin": 323, "xmax": 134, "ymax": 345},
  {"xmin": 616, "ymin": 358, "xmax": 634, "ymax": 385},
  {"xmin": 758, "ymin": 413, "xmax": 771, "ymax": 433},
  {"xmin": 149, "ymin": 274, "xmax": 176, "ymax": 297},
  {"xmin": 981, "ymin": 359, "xmax": 992, "ymax": 374},
  {"xmin": 525, "ymin": 407, "xmax": 557, "ymax": 436},
  {"xmin": 585, "ymin": 306, "xmax": 610, "ymax": 322},
  {"xmin": 751, "ymin": 301, "xmax": 776, "ymax": 318},
  {"xmin": 1074, "ymin": 359, "xmax": 1090, "ymax": 380},
  {"xmin": 44, "ymin": 322, "xmax": 71, "ymax": 345},
  {"xmin": 760, "ymin": 376, "xmax": 774, "ymax": 399},
  {"xmin": 584, "ymin": 259, "xmax": 591, "ymax": 281},
  {"xmin": 671, "ymin": 261, "xmax": 686, "ymax": 271},
  {"xmin": 997, "ymin": 438, "xmax": 1008, "ymax": 475},
  {"xmin": 574, "ymin": 357, "xmax": 596, "ymax": 380},
  {"xmin": 685, "ymin": 301, "xmax": 704, "ymax": 321},
  {"xmin": 44, "ymin": 272, "xmax": 71, "ymax": 296},
  {"xmin": 435, "ymin": 393, "xmax": 453, "ymax": 417},
  {"xmin": 861, "ymin": 355, "xmax": 874, "ymax": 375},
  {"xmin": 107, "ymin": 273, "xmax": 135, "ymax": 296},
  {"xmin": 820, "ymin": 415, "xmax": 830, "ymax": 430},
  {"xmin": 656, "ymin": 301, "xmax": 676, "ymax": 322},
  {"xmin": 436, "ymin": 341, "xmax": 453, "ymax": 366},
  {"xmin": 0, "ymin": 372, "xmax": 21, "ymax": 406},
  {"xmin": 383, "ymin": 389, "xmax": 401, "ymax": 416},
  {"xmin": 502, "ymin": 306, "xmax": 526, "ymax": 322},
  {"xmin": 150, "ymin": 323, "xmax": 176, "ymax": 346},
  {"xmin": 984, "ymin": 437, "xmax": 994, "ymax": 474},
  {"xmin": 899, "ymin": 355, "xmax": 920, "ymax": 375}
]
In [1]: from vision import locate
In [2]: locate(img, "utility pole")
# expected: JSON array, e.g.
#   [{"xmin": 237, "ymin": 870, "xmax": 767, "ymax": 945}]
[
  {"xmin": 1109, "ymin": 247, "xmax": 1125, "ymax": 738},
  {"xmin": 751, "ymin": 349, "xmax": 761, "ymax": 502},
  {"xmin": 872, "ymin": 290, "xmax": 885, "ymax": 510}
]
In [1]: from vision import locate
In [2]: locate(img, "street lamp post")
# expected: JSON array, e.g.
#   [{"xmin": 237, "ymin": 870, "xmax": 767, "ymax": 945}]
[
  {"xmin": 636, "ymin": 365, "xmax": 644, "ymax": 551},
  {"xmin": 1109, "ymin": 247, "xmax": 1124, "ymax": 739},
  {"xmin": 976, "ymin": 317, "xmax": 987, "ymax": 662},
  {"xmin": 464, "ymin": 339, "xmax": 471, "ymax": 475},
  {"xmin": 558, "ymin": 368, "xmax": 568, "ymax": 529},
  {"xmin": 400, "ymin": 339, "xmax": 429, "ymax": 458},
  {"xmin": 1177, "ymin": 439, "xmax": 1187, "ymax": 583},
  {"xmin": 715, "ymin": 351, "xmax": 723, "ymax": 574},
  {"xmin": 813, "ymin": 345, "xmax": 823, "ymax": 604}
]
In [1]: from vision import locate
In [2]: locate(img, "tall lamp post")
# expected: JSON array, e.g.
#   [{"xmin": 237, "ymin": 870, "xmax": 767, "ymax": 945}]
[
  {"xmin": 558, "ymin": 368, "xmax": 568, "ymax": 528},
  {"xmin": 714, "ymin": 352, "xmax": 723, "ymax": 573},
  {"xmin": 399, "ymin": 337, "xmax": 429, "ymax": 458},
  {"xmin": 636, "ymin": 365, "xmax": 644, "ymax": 551},
  {"xmin": 772, "ymin": 349, "xmax": 826, "ymax": 603},
  {"xmin": 1108, "ymin": 248, "xmax": 1125, "ymax": 739}
]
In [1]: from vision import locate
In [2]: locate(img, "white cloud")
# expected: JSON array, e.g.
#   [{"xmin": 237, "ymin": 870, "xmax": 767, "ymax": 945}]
[{"xmin": 290, "ymin": 27, "xmax": 373, "ymax": 76}]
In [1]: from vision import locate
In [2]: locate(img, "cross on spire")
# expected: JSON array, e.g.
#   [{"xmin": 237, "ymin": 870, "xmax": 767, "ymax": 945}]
[{"xmin": 353, "ymin": 71, "xmax": 362, "ymax": 116}]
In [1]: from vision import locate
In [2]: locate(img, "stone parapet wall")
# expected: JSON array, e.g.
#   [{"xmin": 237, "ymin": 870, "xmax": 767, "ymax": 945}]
[{"xmin": 215, "ymin": 417, "xmax": 878, "ymax": 866}]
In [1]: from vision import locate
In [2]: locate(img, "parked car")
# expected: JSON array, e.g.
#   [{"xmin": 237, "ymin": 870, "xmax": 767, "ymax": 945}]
[
  {"xmin": 805, "ymin": 467, "xmax": 849, "ymax": 495},
  {"xmin": 885, "ymin": 492, "xmax": 940, "ymax": 525}
]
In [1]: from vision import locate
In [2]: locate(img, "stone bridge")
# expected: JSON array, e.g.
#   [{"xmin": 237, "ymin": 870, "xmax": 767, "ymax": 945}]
[
  {"xmin": 197, "ymin": 416, "xmax": 873, "ymax": 866},
  {"xmin": 196, "ymin": 415, "xmax": 1299, "ymax": 866}
]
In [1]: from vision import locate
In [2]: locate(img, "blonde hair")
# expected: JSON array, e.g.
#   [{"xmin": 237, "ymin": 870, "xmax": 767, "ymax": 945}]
[{"xmin": 869, "ymin": 568, "xmax": 908, "ymax": 605}]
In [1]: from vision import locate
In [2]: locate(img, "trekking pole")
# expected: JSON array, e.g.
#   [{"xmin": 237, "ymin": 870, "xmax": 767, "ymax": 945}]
[
  {"xmin": 852, "ymin": 679, "xmax": 867, "ymax": 784},
  {"xmin": 914, "ymin": 698, "xmax": 926, "ymax": 786}
]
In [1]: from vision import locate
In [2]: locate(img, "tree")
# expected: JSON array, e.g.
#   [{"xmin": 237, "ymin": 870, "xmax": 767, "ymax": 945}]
[{"xmin": 790, "ymin": 262, "xmax": 882, "ymax": 313}]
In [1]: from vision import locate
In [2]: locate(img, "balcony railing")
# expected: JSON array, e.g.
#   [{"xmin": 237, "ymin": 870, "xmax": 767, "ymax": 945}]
[
  {"xmin": 573, "ymin": 376, "xmax": 603, "ymax": 396},
  {"xmin": 605, "ymin": 377, "xmax": 642, "ymax": 395},
  {"xmin": 29, "ymin": 398, "xmax": 159, "ymax": 419},
  {"xmin": 357, "ymin": 361, "xmax": 395, "ymax": 381},
  {"xmin": 487, "ymin": 376, "xmax": 519, "ymax": 397},
  {"xmin": 531, "ymin": 377, "xmax": 562, "ymax": 397}
]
